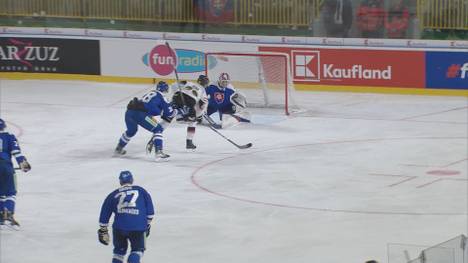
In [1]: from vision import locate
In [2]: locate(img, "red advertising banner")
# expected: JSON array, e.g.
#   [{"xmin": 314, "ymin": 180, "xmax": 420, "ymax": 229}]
[{"xmin": 259, "ymin": 46, "xmax": 426, "ymax": 88}]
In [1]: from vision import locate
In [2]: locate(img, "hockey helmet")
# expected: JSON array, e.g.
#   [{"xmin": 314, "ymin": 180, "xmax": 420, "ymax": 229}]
[
  {"xmin": 0, "ymin": 118, "xmax": 5, "ymax": 131},
  {"xmin": 218, "ymin": 73, "xmax": 230, "ymax": 89},
  {"xmin": 197, "ymin": 75, "xmax": 209, "ymax": 87},
  {"xmin": 119, "ymin": 170, "xmax": 134, "ymax": 185},
  {"xmin": 156, "ymin": 81, "xmax": 169, "ymax": 93}
]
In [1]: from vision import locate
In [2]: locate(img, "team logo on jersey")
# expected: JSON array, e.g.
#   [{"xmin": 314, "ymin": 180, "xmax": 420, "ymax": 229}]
[
  {"xmin": 142, "ymin": 45, "xmax": 218, "ymax": 76},
  {"xmin": 214, "ymin": 92, "xmax": 224, "ymax": 104}
]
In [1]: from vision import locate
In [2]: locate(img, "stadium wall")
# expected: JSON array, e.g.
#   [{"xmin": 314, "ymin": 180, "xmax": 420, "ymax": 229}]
[{"xmin": 0, "ymin": 27, "xmax": 467, "ymax": 96}]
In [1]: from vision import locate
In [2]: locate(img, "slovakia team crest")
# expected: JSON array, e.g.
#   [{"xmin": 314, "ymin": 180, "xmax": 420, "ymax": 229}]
[
  {"xmin": 214, "ymin": 92, "xmax": 225, "ymax": 104},
  {"xmin": 209, "ymin": 0, "xmax": 229, "ymax": 17}
]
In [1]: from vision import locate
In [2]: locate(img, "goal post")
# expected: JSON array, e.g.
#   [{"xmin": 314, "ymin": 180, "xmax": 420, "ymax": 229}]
[{"xmin": 204, "ymin": 52, "xmax": 299, "ymax": 115}]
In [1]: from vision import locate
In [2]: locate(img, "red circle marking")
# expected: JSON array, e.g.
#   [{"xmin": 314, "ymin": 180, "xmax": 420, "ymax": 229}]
[
  {"xmin": 191, "ymin": 137, "xmax": 467, "ymax": 216},
  {"xmin": 426, "ymin": 170, "xmax": 460, "ymax": 176}
]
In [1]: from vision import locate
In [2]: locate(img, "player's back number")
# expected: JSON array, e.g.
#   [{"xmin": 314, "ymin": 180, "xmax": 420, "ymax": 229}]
[{"xmin": 115, "ymin": 190, "xmax": 139, "ymax": 210}]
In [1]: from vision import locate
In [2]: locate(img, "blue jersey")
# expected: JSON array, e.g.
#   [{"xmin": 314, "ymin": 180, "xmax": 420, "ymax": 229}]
[
  {"xmin": 205, "ymin": 84, "xmax": 236, "ymax": 112},
  {"xmin": 141, "ymin": 90, "xmax": 174, "ymax": 118},
  {"xmin": 0, "ymin": 132, "xmax": 25, "ymax": 164},
  {"xmin": 99, "ymin": 185, "xmax": 155, "ymax": 231}
]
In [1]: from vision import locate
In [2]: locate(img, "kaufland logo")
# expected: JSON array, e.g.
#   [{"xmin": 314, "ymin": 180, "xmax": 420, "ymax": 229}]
[
  {"xmin": 292, "ymin": 51, "xmax": 392, "ymax": 81},
  {"xmin": 142, "ymin": 44, "xmax": 217, "ymax": 76},
  {"xmin": 292, "ymin": 51, "xmax": 320, "ymax": 81},
  {"xmin": 446, "ymin": 63, "xmax": 468, "ymax": 79},
  {"xmin": 324, "ymin": 64, "xmax": 392, "ymax": 80}
]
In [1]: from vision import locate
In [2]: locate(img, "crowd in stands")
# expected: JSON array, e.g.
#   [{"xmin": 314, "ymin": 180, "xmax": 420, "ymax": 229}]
[{"xmin": 322, "ymin": 0, "xmax": 410, "ymax": 39}]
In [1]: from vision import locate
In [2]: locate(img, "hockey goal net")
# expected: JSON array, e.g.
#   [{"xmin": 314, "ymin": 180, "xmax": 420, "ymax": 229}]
[{"xmin": 204, "ymin": 52, "xmax": 300, "ymax": 115}]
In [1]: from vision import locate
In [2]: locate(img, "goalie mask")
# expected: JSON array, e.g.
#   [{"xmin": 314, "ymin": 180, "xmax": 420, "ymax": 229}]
[{"xmin": 218, "ymin": 73, "xmax": 230, "ymax": 89}]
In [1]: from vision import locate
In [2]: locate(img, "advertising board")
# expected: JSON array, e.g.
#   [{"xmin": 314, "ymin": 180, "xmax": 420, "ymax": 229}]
[
  {"xmin": 100, "ymin": 39, "xmax": 256, "ymax": 79},
  {"xmin": 0, "ymin": 37, "xmax": 100, "ymax": 75},
  {"xmin": 426, "ymin": 51, "xmax": 468, "ymax": 89},
  {"xmin": 259, "ymin": 46, "xmax": 426, "ymax": 88}
]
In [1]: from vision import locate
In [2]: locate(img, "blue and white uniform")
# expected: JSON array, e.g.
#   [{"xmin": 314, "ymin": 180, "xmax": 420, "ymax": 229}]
[
  {"xmin": 116, "ymin": 81, "xmax": 175, "ymax": 155},
  {"xmin": 205, "ymin": 83, "xmax": 237, "ymax": 117},
  {"xmin": 0, "ymin": 122, "xmax": 29, "ymax": 218},
  {"xmin": 99, "ymin": 171, "xmax": 155, "ymax": 263}
]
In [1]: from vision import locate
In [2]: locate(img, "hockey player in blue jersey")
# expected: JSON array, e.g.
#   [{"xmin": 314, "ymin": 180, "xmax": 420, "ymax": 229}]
[
  {"xmin": 0, "ymin": 118, "xmax": 31, "ymax": 228},
  {"xmin": 98, "ymin": 171, "xmax": 155, "ymax": 263},
  {"xmin": 201, "ymin": 73, "xmax": 250, "ymax": 128},
  {"xmin": 115, "ymin": 81, "xmax": 182, "ymax": 160}
]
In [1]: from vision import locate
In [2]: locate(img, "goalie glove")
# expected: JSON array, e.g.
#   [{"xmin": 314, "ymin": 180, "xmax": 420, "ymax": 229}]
[
  {"xmin": 98, "ymin": 227, "xmax": 110, "ymax": 245},
  {"xmin": 230, "ymin": 92, "xmax": 247, "ymax": 110},
  {"xmin": 19, "ymin": 160, "xmax": 31, "ymax": 172}
]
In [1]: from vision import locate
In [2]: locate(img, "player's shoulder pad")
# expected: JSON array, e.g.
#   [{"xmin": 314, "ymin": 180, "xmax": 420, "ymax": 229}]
[{"xmin": 131, "ymin": 184, "xmax": 143, "ymax": 190}]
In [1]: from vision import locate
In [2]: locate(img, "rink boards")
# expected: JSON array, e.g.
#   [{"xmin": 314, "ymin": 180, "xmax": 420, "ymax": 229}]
[{"xmin": 0, "ymin": 32, "xmax": 467, "ymax": 96}]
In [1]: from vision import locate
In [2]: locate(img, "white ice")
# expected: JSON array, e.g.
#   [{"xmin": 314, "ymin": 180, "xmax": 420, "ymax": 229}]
[{"xmin": 0, "ymin": 79, "xmax": 466, "ymax": 263}]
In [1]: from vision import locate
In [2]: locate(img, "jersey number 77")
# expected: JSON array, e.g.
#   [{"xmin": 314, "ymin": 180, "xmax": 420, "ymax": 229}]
[{"xmin": 115, "ymin": 190, "xmax": 139, "ymax": 210}]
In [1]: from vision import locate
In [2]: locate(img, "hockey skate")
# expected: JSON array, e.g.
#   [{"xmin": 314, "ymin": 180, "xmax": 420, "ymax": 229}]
[
  {"xmin": 154, "ymin": 149, "xmax": 170, "ymax": 161},
  {"xmin": 114, "ymin": 144, "xmax": 127, "ymax": 156},
  {"xmin": 186, "ymin": 139, "xmax": 197, "ymax": 150},
  {"xmin": 2, "ymin": 210, "xmax": 20, "ymax": 230}
]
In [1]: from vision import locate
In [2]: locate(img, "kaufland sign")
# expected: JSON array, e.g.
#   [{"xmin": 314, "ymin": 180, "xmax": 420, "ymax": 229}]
[{"xmin": 261, "ymin": 46, "xmax": 425, "ymax": 88}]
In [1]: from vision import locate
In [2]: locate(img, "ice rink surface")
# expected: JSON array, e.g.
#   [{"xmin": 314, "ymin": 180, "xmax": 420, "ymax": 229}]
[{"xmin": 0, "ymin": 79, "xmax": 466, "ymax": 263}]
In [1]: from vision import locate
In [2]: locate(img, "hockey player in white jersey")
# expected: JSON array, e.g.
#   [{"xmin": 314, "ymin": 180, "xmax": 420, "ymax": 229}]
[{"xmin": 170, "ymin": 81, "xmax": 208, "ymax": 150}]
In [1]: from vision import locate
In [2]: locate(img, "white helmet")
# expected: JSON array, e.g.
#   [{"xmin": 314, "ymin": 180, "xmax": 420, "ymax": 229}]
[{"xmin": 218, "ymin": 72, "xmax": 230, "ymax": 89}]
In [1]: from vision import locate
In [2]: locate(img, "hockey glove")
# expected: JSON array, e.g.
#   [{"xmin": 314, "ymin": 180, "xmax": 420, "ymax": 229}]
[
  {"xmin": 19, "ymin": 160, "xmax": 31, "ymax": 172},
  {"xmin": 146, "ymin": 224, "xmax": 151, "ymax": 237},
  {"xmin": 98, "ymin": 227, "xmax": 110, "ymax": 245}
]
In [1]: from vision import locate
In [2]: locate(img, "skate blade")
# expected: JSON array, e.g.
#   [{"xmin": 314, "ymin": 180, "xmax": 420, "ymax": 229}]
[
  {"xmin": 112, "ymin": 151, "xmax": 126, "ymax": 157},
  {"xmin": 154, "ymin": 157, "xmax": 170, "ymax": 162},
  {"xmin": 1, "ymin": 223, "xmax": 20, "ymax": 231}
]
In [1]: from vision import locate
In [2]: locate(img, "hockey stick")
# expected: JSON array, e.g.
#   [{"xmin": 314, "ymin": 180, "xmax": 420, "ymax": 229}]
[
  {"xmin": 202, "ymin": 115, "xmax": 252, "ymax": 149},
  {"xmin": 166, "ymin": 42, "xmax": 182, "ymax": 87},
  {"xmin": 229, "ymin": 114, "xmax": 251, "ymax": 123},
  {"xmin": 146, "ymin": 42, "xmax": 183, "ymax": 154},
  {"xmin": 203, "ymin": 114, "xmax": 222, "ymax": 129}
]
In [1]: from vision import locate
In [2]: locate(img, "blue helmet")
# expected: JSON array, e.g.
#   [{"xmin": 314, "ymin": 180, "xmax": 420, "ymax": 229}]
[
  {"xmin": 0, "ymin": 118, "xmax": 5, "ymax": 131},
  {"xmin": 119, "ymin": 170, "xmax": 134, "ymax": 185},
  {"xmin": 156, "ymin": 81, "xmax": 169, "ymax": 93}
]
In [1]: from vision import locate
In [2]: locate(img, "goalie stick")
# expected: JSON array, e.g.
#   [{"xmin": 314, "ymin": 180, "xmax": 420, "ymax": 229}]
[{"xmin": 203, "ymin": 115, "xmax": 252, "ymax": 149}]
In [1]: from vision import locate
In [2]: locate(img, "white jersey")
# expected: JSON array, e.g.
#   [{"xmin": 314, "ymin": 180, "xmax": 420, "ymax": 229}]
[{"xmin": 170, "ymin": 81, "xmax": 208, "ymax": 118}]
